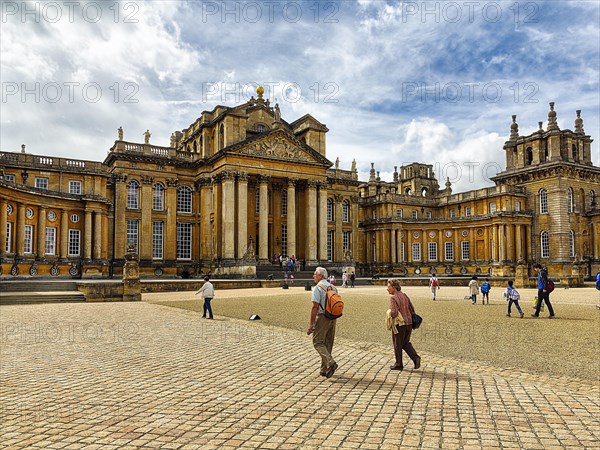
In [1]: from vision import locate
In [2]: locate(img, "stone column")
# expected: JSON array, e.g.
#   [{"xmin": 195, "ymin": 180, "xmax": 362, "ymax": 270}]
[
  {"xmin": 0, "ymin": 199, "xmax": 7, "ymax": 257},
  {"xmin": 484, "ymin": 227, "xmax": 490, "ymax": 261},
  {"xmin": 391, "ymin": 228, "xmax": 396, "ymax": 263},
  {"xmin": 16, "ymin": 204, "xmax": 25, "ymax": 256},
  {"xmin": 351, "ymin": 195, "xmax": 359, "ymax": 261},
  {"xmin": 237, "ymin": 171, "xmax": 248, "ymax": 259},
  {"xmin": 306, "ymin": 180, "xmax": 318, "ymax": 263},
  {"xmin": 506, "ymin": 224, "xmax": 515, "ymax": 262},
  {"xmin": 318, "ymin": 183, "xmax": 328, "ymax": 262},
  {"xmin": 221, "ymin": 171, "xmax": 236, "ymax": 259},
  {"xmin": 84, "ymin": 210, "xmax": 93, "ymax": 260},
  {"xmin": 140, "ymin": 176, "xmax": 153, "ymax": 260},
  {"xmin": 165, "ymin": 178, "xmax": 178, "ymax": 260},
  {"xmin": 258, "ymin": 175, "xmax": 270, "ymax": 262},
  {"xmin": 60, "ymin": 209, "xmax": 69, "ymax": 259},
  {"xmin": 515, "ymin": 224, "xmax": 523, "ymax": 262},
  {"xmin": 286, "ymin": 179, "xmax": 297, "ymax": 258},
  {"xmin": 94, "ymin": 211, "xmax": 102, "ymax": 259},
  {"xmin": 334, "ymin": 194, "xmax": 343, "ymax": 262},
  {"xmin": 498, "ymin": 224, "xmax": 506, "ymax": 261},
  {"xmin": 469, "ymin": 228, "xmax": 476, "ymax": 262},
  {"xmin": 37, "ymin": 206, "xmax": 46, "ymax": 258},
  {"xmin": 198, "ymin": 177, "xmax": 213, "ymax": 260},
  {"xmin": 491, "ymin": 225, "xmax": 498, "ymax": 261},
  {"xmin": 114, "ymin": 173, "xmax": 128, "ymax": 259}
]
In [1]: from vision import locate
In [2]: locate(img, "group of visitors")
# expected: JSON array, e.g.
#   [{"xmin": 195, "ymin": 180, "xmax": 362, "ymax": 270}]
[
  {"xmin": 273, "ymin": 254, "xmax": 304, "ymax": 272},
  {"xmin": 430, "ymin": 262, "xmax": 557, "ymax": 319}
]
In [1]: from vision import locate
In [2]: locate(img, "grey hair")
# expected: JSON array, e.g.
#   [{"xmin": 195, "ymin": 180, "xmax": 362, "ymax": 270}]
[
  {"xmin": 387, "ymin": 278, "xmax": 402, "ymax": 291},
  {"xmin": 314, "ymin": 266, "xmax": 328, "ymax": 278}
]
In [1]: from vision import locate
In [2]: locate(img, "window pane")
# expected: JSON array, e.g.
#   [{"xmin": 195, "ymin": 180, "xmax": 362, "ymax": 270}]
[
  {"xmin": 177, "ymin": 223, "xmax": 192, "ymax": 259},
  {"xmin": 45, "ymin": 227, "xmax": 56, "ymax": 255},
  {"xmin": 153, "ymin": 221, "xmax": 164, "ymax": 259},
  {"xmin": 68, "ymin": 230, "xmax": 80, "ymax": 256}
]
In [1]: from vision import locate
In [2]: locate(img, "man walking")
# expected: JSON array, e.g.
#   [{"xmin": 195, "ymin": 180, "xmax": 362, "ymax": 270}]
[
  {"xmin": 532, "ymin": 263, "xmax": 555, "ymax": 318},
  {"xmin": 195, "ymin": 275, "xmax": 215, "ymax": 319},
  {"xmin": 307, "ymin": 267, "xmax": 338, "ymax": 378}
]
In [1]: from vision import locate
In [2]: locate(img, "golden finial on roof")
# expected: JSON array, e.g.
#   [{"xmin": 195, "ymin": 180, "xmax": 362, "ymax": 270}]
[{"xmin": 256, "ymin": 86, "xmax": 264, "ymax": 98}]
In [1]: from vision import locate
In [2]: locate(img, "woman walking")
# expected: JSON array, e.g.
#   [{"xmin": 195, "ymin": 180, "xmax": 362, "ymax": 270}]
[
  {"xmin": 387, "ymin": 279, "xmax": 421, "ymax": 372},
  {"xmin": 468, "ymin": 276, "xmax": 479, "ymax": 304}
]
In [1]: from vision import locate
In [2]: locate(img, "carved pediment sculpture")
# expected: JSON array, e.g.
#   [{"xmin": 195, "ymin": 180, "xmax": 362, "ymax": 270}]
[{"xmin": 237, "ymin": 134, "xmax": 318, "ymax": 164}]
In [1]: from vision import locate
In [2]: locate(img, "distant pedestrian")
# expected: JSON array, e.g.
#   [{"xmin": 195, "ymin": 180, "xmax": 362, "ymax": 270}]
[
  {"xmin": 503, "ymin": 280, "xmax": 524, "ymax": 318},
  {"xmin": 195, "ymin": 276, "xmax": 214, "ymax": 319},
  {"xmin": 481, "ymin": 278, "xmax": 491, "ymax": 304},
  {"xmin": 350, "ymin": 272, "xmax": 355, "ymax": 288},
  {"xmin": 342, "ymin": 271, "xmax": 348, "ymax": 288},
  {"xmin": 386, "ymin": 279, "xmax": 420, "ymax": 372},
  {"xmin": 329, "ymin": 274, "xmax": 336, "ymax": 285},
  {"xmin": 429, "ymin": 274, "xmax": 439, "ymax": 301},
  {"xmin": 468, "ymin": 276, "xmax": 479, "ymax": 304},
  {"xmin": 532, "ymin": 263, "xmax": 555, "ymax": 318}
]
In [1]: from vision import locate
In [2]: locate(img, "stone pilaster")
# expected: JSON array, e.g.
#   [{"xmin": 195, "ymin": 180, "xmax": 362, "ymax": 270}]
[
  {"xmin": 286, "ymin": 179, "xmax": 296, "ymax": 258},
  {"xmin": 16, "ymin": 204, "xmax": 25, "ymax": 256},
  {"xmin": 0, "ymin": 199, "xmax": 7, "ymax": 257},
  {"xmin": 221, "ymin": 171, "xmax": 236, "ymax": 259},
  {"xmin": 258, "ymin": 175, "xmax": 270, "ymax": 263},
  {"xmin": 197, "ymin": 176, "xmax": 213, "ymax": 260},
  {"xmin": 391, "ymin": 228, "xmax": 397, "ymax": 263},
  {"xmin": 237, "ymin": 171, "xmax": 248, "ymax": 259},
  {"xmin": 318, "ymin": 183, "xmax": 328, "ymax": 261},
  {"xmin": 515, "ymin": 224, "xmax": 523, "ymax": 262},
  {"xmin": 60, "ymin": 209, "xmax": 69, "ymax": 259},
  {"xmin": 37, "ymin": 206, "xmax": 46, "ymax": 258},
  {"xmin": 334, "ymin": 194, "xmax": 343, "ymax": 262},
  {"xmin": 165, "ymin": 178, "xmax": 178, "ymax": 260},
  {"xmin": 306, "ymin": 180, "xmax": 318, "ymax": 263},
  {"xmin": 498, "ymin": 224, "xmax": 506, "ymax": 261},
  {"xmin": 140, "ymin": 175, "xmax": 153, "ymax": 260},
  {"xmin": 84, "ymin": 210, "xmax": 92, "ymax": 260},
  {"xmin": 94, "ymin": 211, "xmax": 102, "ymax": 259},
  {"xmin": 114, "ymin": 173, "xmax": 128, "ymax": 259}
]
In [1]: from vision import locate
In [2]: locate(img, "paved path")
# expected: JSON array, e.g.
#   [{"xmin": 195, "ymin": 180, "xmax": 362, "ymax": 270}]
[{"xmin": 1, "ymin": 301, "xmax": 598, "ymax": 449}]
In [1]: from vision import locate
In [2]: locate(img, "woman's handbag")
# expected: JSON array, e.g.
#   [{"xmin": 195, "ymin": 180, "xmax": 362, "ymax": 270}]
[{"xmin": 411, "ymin": 313, "xmax": 423, "ymax": 329}]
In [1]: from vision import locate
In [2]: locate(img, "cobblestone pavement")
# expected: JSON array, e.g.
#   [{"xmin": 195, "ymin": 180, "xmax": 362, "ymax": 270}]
[{"xmin": 1, "ymin": 302, "xmax": 599, "ymax": 449}]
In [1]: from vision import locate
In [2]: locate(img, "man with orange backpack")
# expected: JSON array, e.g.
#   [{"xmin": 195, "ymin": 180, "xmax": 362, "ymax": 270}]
[{"xmin": 307, "ymin": 266, "xmax": 342, "ymax": 378}]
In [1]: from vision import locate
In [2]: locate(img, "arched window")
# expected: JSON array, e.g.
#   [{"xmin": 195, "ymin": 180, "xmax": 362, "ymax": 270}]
[
  {"xmin": 342, "ymin": 200, "xmax": 350, "ymax": 223},
  {"xmin": 153, "ymin": 183, "xmax": 165, "ymax": 211},
  {"xmin": 572, "ymin": 144, "xmax": 578, "ymax": 161},
  {"xmin": 540, "ymin": 231, "xmax": 549, "ymax": 258},
  {"xmin": 127, "ymin": 180, "xmax": 140, "ymax": 209},
  {"xmin": 282, "ymin": 190, "xmax": 287, "ymax": 215},
  {"xmin": 327, "ymin": 198, "xmax": 334, "ymax": 222},
  {"xmin": 177, "ymin": 186, "xmax": 193, "ymax": 213},
  {"xmin": 539, "ymin": 189, "xmax": 548, "ymax": 214},
  {"xmin": 526, "ymin": 147, "xmax": 533, "ymax": 165},
  {"xmin": 569, "ymin": 230, "xmax": 575, "ymax": 257},
  {"xmin": 257, "ymin": 124, "xmax": 266, "ymax": 133},
  {"xmin": 219, "ymin": 124, "xmax": 224, "ymax": 150},
  {"xmin": 405, "ymin": 187, "xmax": 412, "ymax": 195},
  {"xmin": 567, "ymin": 188, "xmax": 574, "ymax": 213},
  {"xmin": 421, "ymin": 187, "xmax": 428, "ymax": 197}
]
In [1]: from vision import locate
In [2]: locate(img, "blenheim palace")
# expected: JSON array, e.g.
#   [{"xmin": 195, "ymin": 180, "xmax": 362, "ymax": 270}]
[{"xmin": 1, "ymin": 88, "xmax": 599, "ymax": 285}]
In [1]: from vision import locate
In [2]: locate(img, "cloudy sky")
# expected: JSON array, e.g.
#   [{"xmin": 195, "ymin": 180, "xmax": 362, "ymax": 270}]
[{"xmin": 1, "ymin": 0, "xmax": 599, "ymax": 192}]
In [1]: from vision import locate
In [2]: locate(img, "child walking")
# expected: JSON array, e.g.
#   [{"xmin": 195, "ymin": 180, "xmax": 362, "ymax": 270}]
[
  {"xmin": 480, "ymin": 278, "xmax": 491, "ymax": 304},
  {"xmin": 503, "ymin": 280, "xmax": 524, "ymax": 318}
]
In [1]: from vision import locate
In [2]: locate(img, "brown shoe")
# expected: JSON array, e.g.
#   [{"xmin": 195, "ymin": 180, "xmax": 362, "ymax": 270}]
[
  {"xmin": 325, "ymin": 362, "xmax": 338, "ymax": 378},
  {"xmin": 389, "ymin": 365, "xmax": 403, "ymax": 371},
  {"xmin": 414, "ymin": 357, "xmax": 421, "ymax": 370}
]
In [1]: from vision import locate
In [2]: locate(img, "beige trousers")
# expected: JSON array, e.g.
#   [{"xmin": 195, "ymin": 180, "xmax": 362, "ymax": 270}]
[{"xmin": 312, "ymin": 314, "xmax": 336, "ymax": 371}]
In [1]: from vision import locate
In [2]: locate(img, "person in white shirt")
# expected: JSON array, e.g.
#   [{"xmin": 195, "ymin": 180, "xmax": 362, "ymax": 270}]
[{"xmin": 195, "ymin": 276, "xmax": 215, "ymax": 319}]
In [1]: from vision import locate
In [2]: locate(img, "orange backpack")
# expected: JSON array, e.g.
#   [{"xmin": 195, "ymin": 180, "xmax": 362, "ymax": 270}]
[{"xmin": 318, "ymin": 284, "xmax": 344, "ymax": 319}]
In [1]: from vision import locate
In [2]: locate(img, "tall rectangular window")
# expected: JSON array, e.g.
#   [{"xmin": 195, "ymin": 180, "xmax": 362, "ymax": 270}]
[
  {"xmin": 489, "ymin": 202, "xmax": 497, "ymax": 213},
  {"xmin": 35, "ymin": 178, "xmax": 48, "ymax": 189},
  {"xmin": 541, "ymin": 232, "xmax": 549, "ymax": 258},
  {"xmin": 45, "ymin": 227, "xmax": 56, "ymax": 255},
  {"xmin": 281, "ymin": 224, "xmax": 287, "ymax": 256},
  {"xmin": 127, "ymin": 220, "xmax": 139, "ymax": 254},
  {"xmin": 465, "ymin": 206, "xmax": 472, "ymax": 217},
  {"xmin": 343, "ymin": 202, "xmax": 350, "ymax": 223},
  {"xmin": 412, "ymin": 242, "xmax": 421, "ymax": 261},
  {"xmin": 515, "ymin": 201, "xmax": 521, "ymax": 212},
  {"xmin": 450, "ymin": 209, "xmax": 456, "ymax": 218},
  {"xmin": 24, "ymin": 225, "xmax": 33, "ymax": 254},
  {"xmin": 152, "ymin": 221, "xmax": 164, "ymax": 259},
  {"xmin": 400, "ymin": 242, "xmax": 405, "ymax": 262},
  {"xmin": 445, "ymin": 242, "xmax": 454, "ymax": 261},
  {"xmin": 327, "ymin": 230, "xmax": 334, "ymax": 261},
  {"xmin": 461, "ymin": 241, "xmax": 470, "ymax": 260},
  {"xmin": 5, "ymin": 222, "xmax": 11, "ymax": 253},
  {"xmin": 177, "ymin": 223, "xmax": 192, "ymax": 259},
  {"xmin": 428, "ymin": 242, "xmax": 437, "ymax": 261},
  {"xmin": 412, "ymin": 210, "xmax": 418, "ymax": 219},
  {"xmin": 282, "ymin": 190, "xmax": 287, "ymax": 216},
  {"xmin": 68, "ymin": 229, "xmax": 80, "ymax": 256},
  {"xmin": 255, "ymin": 189, "xmax": 260, "ymax": 214},
  {"xmin": 426, "ymin": 211, "xmax": 432, "ymax": 219},
  {"xmin": 343, "ymin": 231, "xmax": 351, "ymax": 253},
  {"xmin": 153, "ymin": 184, "xmax": 165, "ymax": 211},
  {"xmin": 396, "ymin": 209, "xmax": 403, "ymax": 219},
  {"xmin": 69, "ymin": 181, "xmax": 82, "ymax": 195}
]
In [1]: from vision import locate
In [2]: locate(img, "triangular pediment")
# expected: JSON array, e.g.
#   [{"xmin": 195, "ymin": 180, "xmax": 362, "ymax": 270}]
[{"xmin": 225, "ymin": 129, "xmax": 331, "ymax": 166}]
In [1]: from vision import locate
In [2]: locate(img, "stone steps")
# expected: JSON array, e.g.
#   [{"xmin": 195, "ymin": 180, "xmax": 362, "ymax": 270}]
[
  {"xmin": 1, "ymin": 281, "xmax": 79, "ymax": 292},
  {"xmin": 0, "ymin": 291, "xmax": 86, "ymax": 305}
]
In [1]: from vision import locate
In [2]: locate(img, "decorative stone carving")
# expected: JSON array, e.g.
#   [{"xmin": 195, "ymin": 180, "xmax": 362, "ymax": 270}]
[
  {"xmin": 113, "ymin": 173, "xmax": 128, "ymax": 183},
  {"xmin": 238, "ymin": 135, "xmax": 314, "ymax": 163},
  {"xmin": 166, "ymin": 177, "xmax": 178, "ymax": 188},
  {"xmin": 141, "ymin": 175, "xmax": 153, "ymax": 185}
]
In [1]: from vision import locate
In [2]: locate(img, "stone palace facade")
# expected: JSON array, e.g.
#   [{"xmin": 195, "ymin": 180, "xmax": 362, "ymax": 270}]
[{"xmin": 1, "ymin": 91, "xmax": 599, "ymax": 285}]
